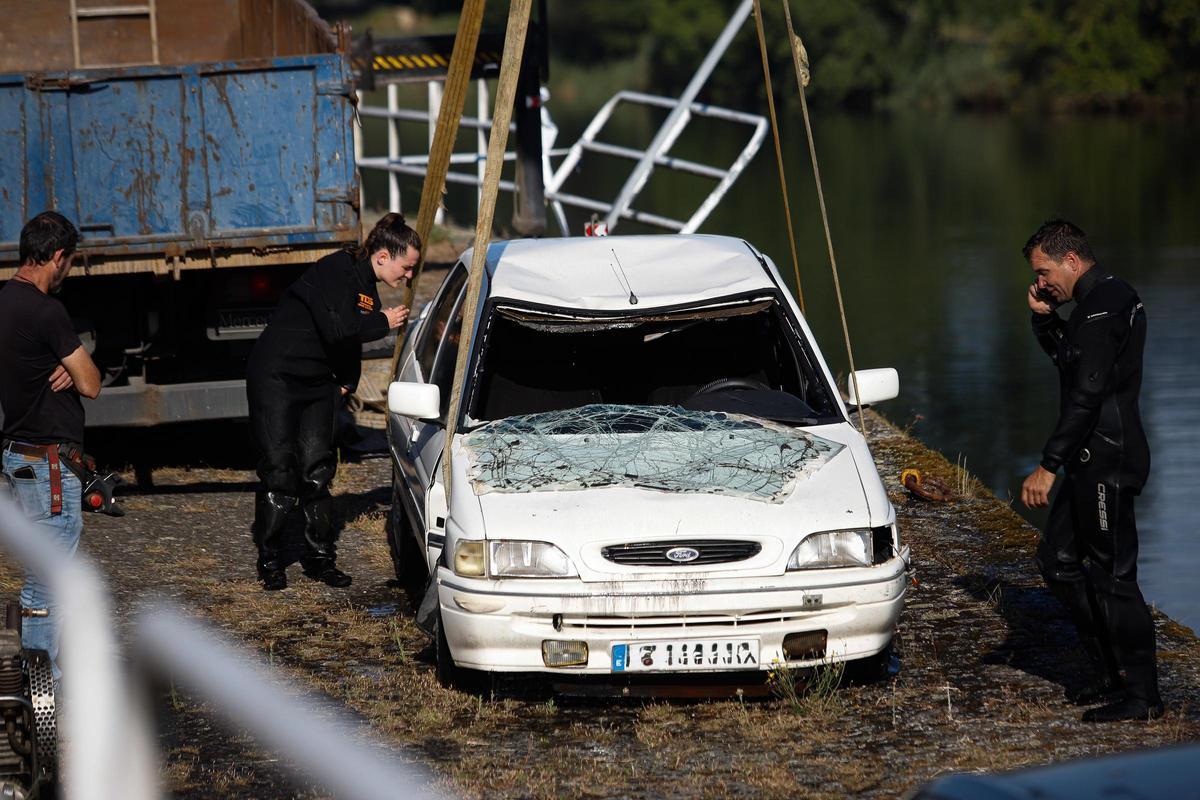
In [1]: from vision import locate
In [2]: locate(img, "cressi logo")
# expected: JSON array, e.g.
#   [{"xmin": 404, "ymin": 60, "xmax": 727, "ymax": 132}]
[{"xmin": 1097, "ymin": 483, "xmax": 1109, "ymax": 532}]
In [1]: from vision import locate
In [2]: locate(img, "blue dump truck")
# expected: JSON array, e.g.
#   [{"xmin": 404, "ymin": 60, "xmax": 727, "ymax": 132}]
[{"xmin": 0, "ymin": 0, "xmax": 360, "ymax": 427}]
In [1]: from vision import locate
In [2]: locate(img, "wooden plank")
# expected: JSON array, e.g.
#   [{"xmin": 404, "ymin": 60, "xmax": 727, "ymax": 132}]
[
  {"xmin": 442, "ymin": 0, "xmax": 534, "ymax": 492},
  {"xmin": 390, "ymin": 0, "xmax": 488, "ymax": 378}
]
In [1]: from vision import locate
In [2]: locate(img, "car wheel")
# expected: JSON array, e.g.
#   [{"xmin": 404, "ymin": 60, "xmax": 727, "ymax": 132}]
[{"xmin": 387, "ymin": 480, "xmax": 428, "ymax": 603}]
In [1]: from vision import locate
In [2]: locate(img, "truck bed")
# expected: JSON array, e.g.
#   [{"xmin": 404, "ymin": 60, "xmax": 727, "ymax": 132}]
[{"xmin": 0, "ymin": 0, "xmax": 358, "ymax": 279}]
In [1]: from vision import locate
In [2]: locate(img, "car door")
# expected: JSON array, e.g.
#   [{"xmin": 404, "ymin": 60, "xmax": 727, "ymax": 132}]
[
  {"xmin": 390, "ymin": 263, "xmax": 467, "ymax": 534},
  {"xmin": 411, "ymin": 282, "xmax": 468, "ymax": 557}
]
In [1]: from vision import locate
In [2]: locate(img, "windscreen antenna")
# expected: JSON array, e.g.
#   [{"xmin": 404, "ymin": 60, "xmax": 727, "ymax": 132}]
[{"xmin": 610, "ymin": 248, "xmax": 638, "ymax": 305}]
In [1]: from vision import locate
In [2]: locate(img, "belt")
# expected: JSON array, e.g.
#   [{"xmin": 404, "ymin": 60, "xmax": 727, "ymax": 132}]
[{"xmin": 3, "ymin": 440, "xmax": 84, "ymax": 516}]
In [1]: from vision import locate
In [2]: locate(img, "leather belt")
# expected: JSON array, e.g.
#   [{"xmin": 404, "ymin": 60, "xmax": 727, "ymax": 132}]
[{"xmin": 3, "ymin": 440, "xmax": 82, "ymax": 516}]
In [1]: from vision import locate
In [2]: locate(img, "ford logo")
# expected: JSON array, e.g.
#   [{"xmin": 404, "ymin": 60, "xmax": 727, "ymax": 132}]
[{"xmin": 665, "ymin": 547, "xmax": 700, "ymax": 563}]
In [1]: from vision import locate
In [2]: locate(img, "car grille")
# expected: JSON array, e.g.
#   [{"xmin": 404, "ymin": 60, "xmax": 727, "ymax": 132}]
[{"xmin": 601, "ymin": 540, "xmax": 761, "ymax": 566}]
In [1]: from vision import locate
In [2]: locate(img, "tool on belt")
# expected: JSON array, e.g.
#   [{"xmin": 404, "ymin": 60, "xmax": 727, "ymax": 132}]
[{"xmin": 3, "ymin": 441, "xmax": 125, "ymax": 516}]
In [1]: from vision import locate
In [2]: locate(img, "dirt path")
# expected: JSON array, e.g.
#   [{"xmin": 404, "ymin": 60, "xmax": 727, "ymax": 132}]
[{"xmin": 3, "ymin": 409, "xmax": 1197, "ymax": 798}]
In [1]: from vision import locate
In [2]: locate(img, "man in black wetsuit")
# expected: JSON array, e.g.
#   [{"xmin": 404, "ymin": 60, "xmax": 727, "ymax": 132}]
[
  {"xmin": 1020, "ymin": 218, "xmax": 1161, "ymax": 722},
  {"xmin": 247, "ymin": 213, "xmax": 420, "ymax": 591}
]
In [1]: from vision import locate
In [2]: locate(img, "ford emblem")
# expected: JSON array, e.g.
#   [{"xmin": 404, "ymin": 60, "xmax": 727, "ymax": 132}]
[{"xmin": 665, "ymin": 547, "xmax": 700, "ymax": 563}]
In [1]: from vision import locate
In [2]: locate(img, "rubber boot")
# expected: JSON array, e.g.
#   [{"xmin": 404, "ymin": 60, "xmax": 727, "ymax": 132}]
[
  {"xmin": 252, "ymin": 492, "xmax": 297, "ymax": 590},
  {"xmin": 1040, "ymin": 569, "xmax": 1119, "ymax": 705},
  {"xmin": 1082, "ymin": 663, "xmax": 1164, "ymax": 722},
  {"xmin": 1082, "ymin": 568, "xmax": 1163, "ymax": 722},
  {"xmin": 1066, "ymin": 635, "xmax": 1123, "ymax": 706},
  {"xmin": 300, "ymin": 494, "xmax": 351, "ymax": 588}
]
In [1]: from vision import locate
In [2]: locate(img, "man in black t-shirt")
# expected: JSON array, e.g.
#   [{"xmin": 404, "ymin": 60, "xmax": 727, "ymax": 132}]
[{"xmin": 0, "ymin": 211, "xmax": 101, "ymax": 676}]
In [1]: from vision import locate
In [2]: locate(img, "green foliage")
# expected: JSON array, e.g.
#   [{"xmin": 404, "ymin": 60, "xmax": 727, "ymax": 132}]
[
  {"xmin": 633, "ymin": 0, "xmax": 1197, "ymax": 111},
  {"xmin": 316, "ymin": 0, "xmax": 1199, "ymax": 111}
]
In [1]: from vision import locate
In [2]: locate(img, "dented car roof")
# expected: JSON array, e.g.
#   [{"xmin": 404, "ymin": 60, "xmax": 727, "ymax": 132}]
[{"xmin": 465, "ymin": 234, "xmax": 777, "ymax": 312}]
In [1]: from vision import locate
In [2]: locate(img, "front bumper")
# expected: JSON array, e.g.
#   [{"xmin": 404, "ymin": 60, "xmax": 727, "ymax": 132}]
[{"xmin": 438, "ymin": 548, "xmax": 910, "ymax": 674}]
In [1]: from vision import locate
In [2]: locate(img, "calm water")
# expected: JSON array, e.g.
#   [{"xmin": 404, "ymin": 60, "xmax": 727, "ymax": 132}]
[{"xmin": 364, "ymin": 99, "xmax": 1200, "ymax": 630}]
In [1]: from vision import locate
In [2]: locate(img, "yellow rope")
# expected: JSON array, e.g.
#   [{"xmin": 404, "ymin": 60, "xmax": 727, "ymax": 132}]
[
  {"xmin": 750, "ymin": 0, "xmax": 805, "ymax": 314},
  {"xmin": 780, "ymin": 2, "xmax": 867, "ymax": 439},
  {"xmin": 389, "ymin": 0, "xmax": 488, "ymax": 378},
  {"xmin": 442, "ymin": 0, "xmax": 534, "ymax": 492}
]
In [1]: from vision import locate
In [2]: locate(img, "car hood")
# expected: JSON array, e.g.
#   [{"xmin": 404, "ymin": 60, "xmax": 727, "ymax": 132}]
[{"xmin": 447, "ymin": 419, "xmax": 888, "ymax": 578}]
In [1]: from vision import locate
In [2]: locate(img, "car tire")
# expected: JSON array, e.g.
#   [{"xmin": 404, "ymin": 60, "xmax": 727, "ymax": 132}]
[{"xmin": 387, "ymin": 480, "xmax": 428, "ymax": 604}]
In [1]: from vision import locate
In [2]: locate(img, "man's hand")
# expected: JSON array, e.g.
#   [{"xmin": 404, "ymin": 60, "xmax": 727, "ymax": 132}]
[
  {"xmin": 48, "ymin": 364, "xmax": 75, "ymax": 392},
  {"xmin": 1021, "ymin": 465, "xmax": 1057, "ymax": 509},
  {"xmin": 1028, "ymin": 284, "xmax": 1055, "ymax": 315},
  {"xmin": 382, "ymin": 305, "xmax": 409, "ymax": 329}
]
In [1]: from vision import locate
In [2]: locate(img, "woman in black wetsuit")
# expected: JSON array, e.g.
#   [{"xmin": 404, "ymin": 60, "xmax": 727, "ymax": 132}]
[{"xmin": 246, "ymin": 213, "xmax": 420, "ymax": 590}]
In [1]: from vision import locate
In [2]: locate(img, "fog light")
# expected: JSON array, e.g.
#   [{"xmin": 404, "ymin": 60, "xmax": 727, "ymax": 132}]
[
  {"xmin": 542, "ymin": 640, "xmax": 588, "ymax": 667},
  {"xmin": 783, "ymin": 630, "xmax": 827, "ymax": 661},
  {"xmin": 454, "ymin": 540, "xmax": 485, "ymax": 577}
]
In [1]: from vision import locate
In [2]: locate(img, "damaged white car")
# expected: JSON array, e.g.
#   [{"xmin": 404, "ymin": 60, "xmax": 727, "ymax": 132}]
[{"xmin": 386, "ymin": 235, "xmax": 909, "ymax": 687}]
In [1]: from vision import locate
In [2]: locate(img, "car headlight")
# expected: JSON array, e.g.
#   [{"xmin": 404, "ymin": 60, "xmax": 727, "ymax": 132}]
[
  {"xmin": 489, "ymin": 541, "xmax": 578, "ymax": 578},
  {"xmin": 787, "ymin": 529, "xmax": 872, "ymax": 570}
]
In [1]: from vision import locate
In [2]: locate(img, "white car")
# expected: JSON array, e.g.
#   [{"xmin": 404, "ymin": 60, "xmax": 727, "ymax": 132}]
[{"xmin": 386, "ymin": 235, "xmax": 909, "ymax": 687}]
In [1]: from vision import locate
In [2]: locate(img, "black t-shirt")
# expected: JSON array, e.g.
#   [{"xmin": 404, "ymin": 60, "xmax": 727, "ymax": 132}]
[{"xmin": 0, "ymin": 279, "xmax": 85, "ymax": 446}]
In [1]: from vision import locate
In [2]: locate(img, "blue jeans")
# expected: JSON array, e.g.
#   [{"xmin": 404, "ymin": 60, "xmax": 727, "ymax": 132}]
[{"xmin": 3, "ymin": 447, "xmax": 83, "ymax": 679}]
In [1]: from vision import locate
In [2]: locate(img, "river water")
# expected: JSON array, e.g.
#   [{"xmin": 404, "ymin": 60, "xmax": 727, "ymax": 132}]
[{"xmin": 364, "ymin": 99, "xmax": 1200, "ymax": 631}]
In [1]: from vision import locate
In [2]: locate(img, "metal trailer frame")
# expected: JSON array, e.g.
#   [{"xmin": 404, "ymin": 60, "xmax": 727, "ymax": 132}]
[
  {"xmin": 353, "ymin": 0, "xmax": 765, "ymax": 237},
  {"xmin": 0, "ymin": 494, "xmax": 445, "ymax": 800}
]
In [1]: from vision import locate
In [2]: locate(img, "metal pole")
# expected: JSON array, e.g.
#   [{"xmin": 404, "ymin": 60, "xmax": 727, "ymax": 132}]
[
  {"xmin": 136, "ymin": 608, "xmax": 444, "ymax": 800},
  {"xmin": 387, "ymin": 83, "xmax": 401, "ymax": 213},
  {"xmin": 602, "ymin": 0, "xmax": 753, "ymax": 230},
  {"xmin": 428, "ymin": 81, "xmax": 445, "ymax": 225},
  {"xmin": 476, "ymin": 78, "xmax": 488, "ymax": 213},
  {"xmin": 353, "ymin": 89, "xmax": 366, "ymax": 217}
]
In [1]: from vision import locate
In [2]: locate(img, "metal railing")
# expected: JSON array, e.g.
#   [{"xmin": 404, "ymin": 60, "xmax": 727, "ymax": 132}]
[
  {"xmin": 353, "ymin": 0, "xmax": 765, "ymax": 238},
  {"xmin": 0, "ymin": 494, "xmax": 444, "ymax": 800}
]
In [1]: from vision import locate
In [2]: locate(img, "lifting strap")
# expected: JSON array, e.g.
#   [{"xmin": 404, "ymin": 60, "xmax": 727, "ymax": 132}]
[
  {"xmin": 750, "ymin": 0, "xmax": 805, "ymax": 315},
  {"xmin": 759, "ymin": 2, "xmax": 868, "ymax": 439},
  {"xmin": 442, "ymin": 0, "xmax": 534, "ymax": 493},
  {"xmin": 389, "ymin": 0, "xmax": 488, "ymax": 378}
]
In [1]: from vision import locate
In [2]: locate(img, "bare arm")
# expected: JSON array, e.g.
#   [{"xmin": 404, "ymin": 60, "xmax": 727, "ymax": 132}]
[{"xmin": 60, "ymin": 346, "xmax": 101, "ymax": 399}]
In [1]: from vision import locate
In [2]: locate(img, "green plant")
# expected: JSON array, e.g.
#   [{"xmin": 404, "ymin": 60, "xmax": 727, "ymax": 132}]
[{"xmin": 766, "ymin": 656, "xmax": 845, "ymax": 715}]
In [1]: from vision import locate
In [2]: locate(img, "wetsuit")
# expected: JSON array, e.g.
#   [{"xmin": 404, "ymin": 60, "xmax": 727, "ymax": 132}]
[
  {"xmin": 246, "ymin": 250, "xmax": 388, "ymax": 585},
  {"xmin": 1031, "ymin": 266, "xmax": 1159, "ymax": 707}
]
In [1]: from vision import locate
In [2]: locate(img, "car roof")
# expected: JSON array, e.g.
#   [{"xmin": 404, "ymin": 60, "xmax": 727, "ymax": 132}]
[{"xmin": 463, "ymin": 234, "xmax": 777, "ymax": 312}]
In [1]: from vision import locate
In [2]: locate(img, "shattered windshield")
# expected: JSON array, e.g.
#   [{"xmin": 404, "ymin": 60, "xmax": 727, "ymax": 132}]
[
  {"xmin": 462, "ymin": 404, "xmax": 844, "ymax": 502},
  {"xmin": 467, "ymin": 296, "xmax": 842, "ymax": 427}
]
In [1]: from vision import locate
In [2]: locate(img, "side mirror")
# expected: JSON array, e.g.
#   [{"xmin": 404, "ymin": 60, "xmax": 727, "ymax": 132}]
[
  {"xmin": 846, "ymin": 368, "xmax": 899, "ymax": 407},
  {"xmin": 387, "ymin": 381, "xmax": 441, "ymax": 420}
]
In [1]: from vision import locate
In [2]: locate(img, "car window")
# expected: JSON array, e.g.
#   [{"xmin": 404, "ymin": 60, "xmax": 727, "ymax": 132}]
[
  {"xmin": 467, "ymin": 297, "xmax": 842, "ymax": 426},
  {"xmin": 415, "ymin": 263, "xmax": 467, "ymax": 380},
  {"xmin": 429, "ymin": 291, "xmax": 466, "ymax": 421}
]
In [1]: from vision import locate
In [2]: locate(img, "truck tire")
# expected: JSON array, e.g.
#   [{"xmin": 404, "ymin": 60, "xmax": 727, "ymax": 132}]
[{"xmin": 387, "ymin": 482, "xmax": 428, "ymax": 604}]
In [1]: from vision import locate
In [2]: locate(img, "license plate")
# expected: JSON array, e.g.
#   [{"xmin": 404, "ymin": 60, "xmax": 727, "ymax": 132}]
[{"xmin": 612, "ymin": 638, "xmax": 760, "ymax": 672}]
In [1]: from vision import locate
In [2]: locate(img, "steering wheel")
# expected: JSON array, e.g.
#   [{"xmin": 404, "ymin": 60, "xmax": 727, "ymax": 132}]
[{"xmin": 689, "ymin": 377, "xmax": 771, "ymax": 398}]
